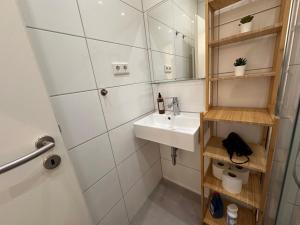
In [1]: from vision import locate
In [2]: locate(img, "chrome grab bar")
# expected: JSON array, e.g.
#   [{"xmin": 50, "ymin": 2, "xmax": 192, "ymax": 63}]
[{"xmin": 0, "ymin": 136, "xmax": 55, "ymax": 174}]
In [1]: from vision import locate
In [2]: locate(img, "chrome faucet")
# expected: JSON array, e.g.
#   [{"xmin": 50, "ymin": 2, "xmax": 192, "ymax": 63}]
[{"xmin": 167, "ymin": 97, "xmax": 180, "ymax": 116}]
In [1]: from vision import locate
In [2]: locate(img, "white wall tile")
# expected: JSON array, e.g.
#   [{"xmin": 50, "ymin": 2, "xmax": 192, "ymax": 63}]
[
  {"xmin": 161, "ymin": 158, "xmax": 200, "ymax": 194},
  {"xmin": 153, "ymin": 80, "xmax": 205, "ymax": 112},
  {"xmin": 216, "ymin": 78, "xmax": 270, "ymax": 108},
  {"xmin": 151, "ymin": 51, "xmax": 176, "ymax": 81},
  {"xmin": 216, "ymin": 122, "xmax": 262, "ymax": 143},
  {"xmin": 109, "ymin": 119, "xmax": 148, "ymax": 164},
  {"xmin": 175, "ymin": 36, "xmax": 193, "ymax": 58},
  {"xmin": 148, "ymin": 17, "xmax": 175, "ymax": 54},
  {"xmin": 142, "ymin": 0, "xmax": 164, "ymax": 11},
  {"xmin": 173, "ymin": 0, "xmax": 197, "ymax": 18},
  {"xmin": 291, "ymin": 28, "xmax": 300, "ymax": 65},
  {"xmin": 88, "ymin": 40, "xmax": 150, "ymax": 88},
  {"xmin": 69, "ymin": 134, "xmax": 115, "ymax": 191},
  {"xmin": 84, "ymin": 169, "xmax": 123, "ymax": 224},
  {"xmin": 100, "ymin": 83, "xmax": 154, "ymax": 130},
  {"xmin": 28, "ymin": 29, "xmax": 96, "ymax": 96},
  {"xmin": 17, "ymin": 0, "xmax": 84, "ymax": 35},
  {"xmin": 175, "ymin": 56, "xmax": 192, "ymax": 79},
  {"xmin": 147, "ymin": 0, "xmax": 174, "ymax": 28},
  {"xmin": 78, "ymin": 0, "xmax": 147, "ymax": 48},
  {"xmin": 122, "ymin": 0, "xmax": 143, "ymax": 11},
  {"xmin": 51, "ymin": 91, "xmax": 107, "ymax": 149},
  {"xmin": 160, "ymin": 144, "xmax": 200, "ymax": 170},
  {"xmin": 291, "ymin": 205, "xmax": 300, "ymax": 225},
  {"xmin": 98, "ymin": 200, "xmax": 129, "ymax": 225},
  {"xmin": 217, "ymin": 36, "xmax": 276, "ymax": 73},
  {"xmin": 117, "ymin": 142, "xmax": 160, "ymax": 193},
  {"xmin": 124, "ymin": 161, "xmax": 162, "ymax": 220},
  {"xmin": 173, "ymin": 4, "xmax": 193, "ymax": 37}
]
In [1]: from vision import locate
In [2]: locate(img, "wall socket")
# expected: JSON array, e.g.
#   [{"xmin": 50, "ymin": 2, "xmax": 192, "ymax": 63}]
[
  {"xmin": 164, "ymin": 65, "xmax": 172, "ymax": 73},
  {"xmin": 112, "ymin": 63, "xmax": 130, "ymax": 75}
]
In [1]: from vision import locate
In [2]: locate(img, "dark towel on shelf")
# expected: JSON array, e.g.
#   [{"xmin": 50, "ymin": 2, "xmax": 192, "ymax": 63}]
[{"xmin": 222, "ymin": 132, "xmax": 253, "ymax": 164}]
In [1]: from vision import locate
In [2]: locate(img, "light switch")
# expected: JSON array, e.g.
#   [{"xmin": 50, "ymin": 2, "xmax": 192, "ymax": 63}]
[{"xmin": 112, "ymin": 63, "xmax": 130, "ymax": 75}]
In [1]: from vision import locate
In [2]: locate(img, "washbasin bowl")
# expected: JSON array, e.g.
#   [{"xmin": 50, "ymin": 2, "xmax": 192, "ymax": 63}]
[{"xmin": 134, "ymin": 112, "xmax": 200, "ymax": 152}]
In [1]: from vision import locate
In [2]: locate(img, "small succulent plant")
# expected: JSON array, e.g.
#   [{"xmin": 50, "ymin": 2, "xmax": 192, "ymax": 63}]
[
  {"xmin": 240, "ymin": 15, "xmax": 254, "ymax": 24},
  {"xmin": 234, "ymin": 58, "xmax": 247, "ymax": 67}
]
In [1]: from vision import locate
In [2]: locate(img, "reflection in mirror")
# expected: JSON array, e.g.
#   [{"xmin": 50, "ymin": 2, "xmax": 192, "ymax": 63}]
[{"xmin": 145, "ymin": 0, "xmax": 205, "ymax": 83}]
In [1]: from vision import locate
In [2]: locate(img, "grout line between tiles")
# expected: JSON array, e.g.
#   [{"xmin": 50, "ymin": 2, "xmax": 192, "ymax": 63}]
[
  {"xmin": 147, "ymin": 15, "xmax": 195, "ymax": 40},
  {"xmin": 49, "ymin": 81, "xmax": 153, "ymax": 97},
  {"xmin": 122, "ymin": 158, "xmax": 161, "ymax": 196},
  {"xmin": 161, "ymin": 157, "xmax": 200, "ymax": 172},
  {"xmin": 95, "ymin": 198, "xmax": 124, "ymax": 225},
  {"xmin": 83, "ymin": 167, "xmax": 116, "ymax": 193},
  {"xmin": 119, "ymin": 0, "xmax": 143, "ymax": 13},
  {"xmin": 75, "ymin": 0, "xmax": 131, "ymax": 222},
  {"xmin": 26, "ymin": 26, "xmax": 148, "ymax": 50},
  {"xmin": 116, "ymin": 141, "xmax": 150, "ymax": 166},
  {"xmin": 151, "ymin": 49, "xmax": 193, "ymax": 60}
]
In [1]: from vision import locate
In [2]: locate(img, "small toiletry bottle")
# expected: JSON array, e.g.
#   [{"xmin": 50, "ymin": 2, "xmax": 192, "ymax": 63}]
[
  {"xmin": 227, "ymin": 204, "xmax": 238, "ymax": 225},
  {"xmin": 157, "ymin": 93, "xmax": 165, "ymax": 114}
]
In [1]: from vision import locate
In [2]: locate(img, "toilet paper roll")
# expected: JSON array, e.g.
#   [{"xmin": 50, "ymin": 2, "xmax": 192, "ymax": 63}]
[
  {"xmin": 230, "ymin": 165, "xmax": 250, "ymax": 184},
  {"xmin": 222, "ymin": 169, "xmax": 243, "ymax": 194},
  {"xmin": 212, "ymin": 160, "xmax": 229, "ymax": 180}
]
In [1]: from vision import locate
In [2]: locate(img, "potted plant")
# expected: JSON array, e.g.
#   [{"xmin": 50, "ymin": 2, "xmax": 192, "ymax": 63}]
[
  {"xmin": 239, "ymin": 15, "xmax": 254, "ymax": 33},
  {"xmin": 234, "ymin": 58, "xmax": 247, "ymax": 76}
]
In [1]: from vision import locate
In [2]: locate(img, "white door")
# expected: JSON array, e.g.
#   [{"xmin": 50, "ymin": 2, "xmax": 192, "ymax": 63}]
[{"xmin": 0, "ymin": 1, "xmax": 93, "ymax": 225}]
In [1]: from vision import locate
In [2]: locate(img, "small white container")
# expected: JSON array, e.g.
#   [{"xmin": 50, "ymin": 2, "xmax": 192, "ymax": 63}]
[
  {"xmin": 234, "ymin": 65, "xmax": 246, "ymax": 76},
  {"xmin": 227, "ymin": 204, "xmax": 238, "ymax": 225},
  {"xmin": 240, "ymin": 21, "xmax": 252, "ymax": 33}
]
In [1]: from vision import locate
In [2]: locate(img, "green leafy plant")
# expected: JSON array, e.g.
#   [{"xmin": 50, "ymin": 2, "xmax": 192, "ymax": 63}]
[
  {"xmin": 234, "ymin": 58, "xmax": 247, "ymax": 67},
  {"xmin": 240, "ymin": 15, "xmax": 254, "ymax": 24}
]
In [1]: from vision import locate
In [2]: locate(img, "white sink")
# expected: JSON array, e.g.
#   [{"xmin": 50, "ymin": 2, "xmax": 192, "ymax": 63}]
[{"xmin": 134, "ymin": 112, "xmax": 200, "ymax": 152}]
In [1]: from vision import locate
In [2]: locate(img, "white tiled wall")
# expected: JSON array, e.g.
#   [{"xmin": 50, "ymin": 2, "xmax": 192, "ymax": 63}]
[{"xmin": 17, "ymin": 1, "xmax": 162, "ymax": 225}]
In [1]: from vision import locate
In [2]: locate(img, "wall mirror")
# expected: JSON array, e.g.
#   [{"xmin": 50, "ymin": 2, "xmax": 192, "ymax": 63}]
[{"xmin": 144, "ymin": 0, "xmax": 205, "ymax": 83}]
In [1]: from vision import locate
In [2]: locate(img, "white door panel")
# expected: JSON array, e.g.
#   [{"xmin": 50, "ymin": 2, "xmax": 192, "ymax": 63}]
[{"xmin": 0, "ymin": 1, "xmax": 92, "ymax": 225}]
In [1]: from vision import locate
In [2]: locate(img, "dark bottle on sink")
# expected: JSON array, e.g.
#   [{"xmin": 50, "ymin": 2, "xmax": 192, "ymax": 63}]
[{"xmin": 157, "ymin": 93, "xmax": 165, "ymax": 114}]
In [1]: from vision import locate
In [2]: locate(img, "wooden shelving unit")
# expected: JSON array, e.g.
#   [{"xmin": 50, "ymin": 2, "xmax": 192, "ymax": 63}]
[
  {"xmin": 200, "ymin": 0, "xmax": 292, "ymax": 224},
  {"xmin": 209, "ymin": 71, "xmax": 275, "ymax": 81}
]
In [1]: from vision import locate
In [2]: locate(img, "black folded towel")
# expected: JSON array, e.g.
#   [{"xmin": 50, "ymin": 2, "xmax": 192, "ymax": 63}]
[{"xmin": 222, "ymin": 132, "xmax": 253, "ymax": 164}]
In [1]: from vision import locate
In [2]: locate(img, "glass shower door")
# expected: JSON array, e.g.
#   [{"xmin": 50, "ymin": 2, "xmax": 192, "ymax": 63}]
[{"xmin": 276, "ymin": 100, "xmax": 300, "ymax": 225}]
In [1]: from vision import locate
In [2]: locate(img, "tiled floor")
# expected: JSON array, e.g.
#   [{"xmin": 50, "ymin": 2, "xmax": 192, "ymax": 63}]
[{"xmin": 130, "ymin": 179, "xmax": 201, "ymax": 225}]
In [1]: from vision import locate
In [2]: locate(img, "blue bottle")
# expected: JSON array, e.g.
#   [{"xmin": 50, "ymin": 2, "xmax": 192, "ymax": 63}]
[{"xmin": 209, "ymin": 192, "xmax": 224, "ymax": 218}]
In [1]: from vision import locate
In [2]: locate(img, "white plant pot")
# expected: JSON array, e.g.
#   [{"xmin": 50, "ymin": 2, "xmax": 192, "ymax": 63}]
[
  {"xmin": 240, "ymin": 21, "xmax": 252, "ymax": 33},
  {"xmin": 234, "ymin": 65, "xmax": 246, "ymax": 76}
]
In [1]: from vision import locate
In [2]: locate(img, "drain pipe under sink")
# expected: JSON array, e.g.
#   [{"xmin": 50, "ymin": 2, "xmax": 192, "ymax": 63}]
[{"xmin": 171, "ymin": 147, "xmax": 178, "ymax": 166}]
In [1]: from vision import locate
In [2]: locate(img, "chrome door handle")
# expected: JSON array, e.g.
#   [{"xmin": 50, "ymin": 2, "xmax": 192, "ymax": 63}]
[{"xmin": 0, "ymin": 136, "xmax": 55, "ymax": 174}]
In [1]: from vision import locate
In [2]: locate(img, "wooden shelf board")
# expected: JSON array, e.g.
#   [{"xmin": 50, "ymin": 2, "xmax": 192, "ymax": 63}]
[
  {"xmin": 209, "ymin": 71, "xmax": 275, "ymax": 81},
  {"xmin": 204, "ymin": 199, "xmax": 255, "ymax": 225},
  {"xmin": 204, "ymin": 136, "xmax": 267, "ymax": 172},
  {"xmin": 204, "ymin": 165, "xmax": 261, "ymax": 209},
  {"xmin": 203, "ymin": 107, "xmax": 275, "ymax": 126},
  {"xmin": 208, "ymin": 0, "xmax": 241, "ymax": 10},
  {"xmin": 209, "ymin": 23, "xmax": 282, "ymax": 47}
]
